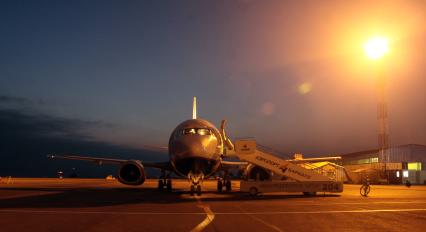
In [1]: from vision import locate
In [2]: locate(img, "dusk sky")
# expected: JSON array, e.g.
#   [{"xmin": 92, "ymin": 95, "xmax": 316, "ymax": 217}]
[{"xmin": 1, "ymin": 0, "xmax": 425, "ymax": 162}]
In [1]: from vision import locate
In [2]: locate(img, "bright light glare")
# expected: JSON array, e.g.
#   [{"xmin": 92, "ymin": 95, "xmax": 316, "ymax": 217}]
[{"xmin": 364, "ymin": 36, "xmax": 389, "ymax": 60}]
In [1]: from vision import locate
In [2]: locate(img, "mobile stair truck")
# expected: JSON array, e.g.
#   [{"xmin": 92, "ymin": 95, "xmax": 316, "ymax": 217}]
[{"xmin": 234, "ymin": 139, "xmax": 344, "ymax": 196}]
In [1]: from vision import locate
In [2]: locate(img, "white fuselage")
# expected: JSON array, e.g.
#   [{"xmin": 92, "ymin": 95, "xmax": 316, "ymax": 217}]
[{"xmin": 168, "ymin": 119, "xmax": 223, "ymax": 178}]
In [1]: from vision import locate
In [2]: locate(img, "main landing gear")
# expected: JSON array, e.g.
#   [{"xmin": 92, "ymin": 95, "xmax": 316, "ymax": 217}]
[
  {"xmin": 158, "ymin": 171, "xmax": 172, "ymax": 192},
  {"xmin": 217, "ymin": 170, "xmax": 232, "ymax": 193},
  {"xmin": 158, "ymin": 179, "xmax": 172, "ymax": 191},
  {"xmin": 217, "ymin": 178, "xmax": 232, "ymax": 193}
]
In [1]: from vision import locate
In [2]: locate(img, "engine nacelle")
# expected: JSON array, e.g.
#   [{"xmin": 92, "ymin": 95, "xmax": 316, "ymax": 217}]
[
  {"xmin": 244, "ymin": 164, "xmax": 272, "ymax": 181},
  {"xmin": 117, "ymin": 161, "xmax": 146, "ymax": 185}
]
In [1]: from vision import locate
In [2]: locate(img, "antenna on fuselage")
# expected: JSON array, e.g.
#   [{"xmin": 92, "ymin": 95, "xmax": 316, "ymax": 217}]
[{"xmin": 192, "ymin": 96, "xmax": 197, "ymax": 119}]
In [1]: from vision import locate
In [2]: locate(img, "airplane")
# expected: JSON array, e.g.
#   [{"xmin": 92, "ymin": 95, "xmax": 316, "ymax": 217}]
[{"xmin": 49, "ymin": 97, "xmax": 245, "ymax": 196}]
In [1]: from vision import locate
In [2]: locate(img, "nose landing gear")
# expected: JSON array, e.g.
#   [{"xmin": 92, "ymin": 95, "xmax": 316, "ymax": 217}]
[
  {"xmin": 217, "ymin": 170, "xmax": 232, "ymax": 193},
  {"xmin": 188, "ymin": 172, "xmax": 204, "ymax": 196},
  {"xmin": 190, "ymin": 184, "xmax": 202, "ymax": 196}
]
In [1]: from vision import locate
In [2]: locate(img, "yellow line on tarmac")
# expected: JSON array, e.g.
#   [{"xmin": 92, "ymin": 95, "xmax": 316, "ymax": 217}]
[{"xmin": 190, "ymin": 196, "xmax": 215, "ymax": 232}]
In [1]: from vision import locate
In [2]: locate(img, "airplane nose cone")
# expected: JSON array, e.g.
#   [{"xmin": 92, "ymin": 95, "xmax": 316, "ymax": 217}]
[{"xmin": 171, "ymin": 139, "xmax": 204, "ymax": 159}]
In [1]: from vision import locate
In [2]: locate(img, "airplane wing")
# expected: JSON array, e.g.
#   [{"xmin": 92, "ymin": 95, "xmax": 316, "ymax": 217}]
[
  {"xmin": 142, "ymin": 145, "xmax": 168, "ymax": 152},
  {"xmin": 48, "ymin": 154, "xmax": 173, "ymax": 171}
]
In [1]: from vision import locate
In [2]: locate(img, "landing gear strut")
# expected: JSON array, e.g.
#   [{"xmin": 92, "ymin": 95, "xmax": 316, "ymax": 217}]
[{"xmin": 188, "ymin": 172, "xmax": 203, "ymax": 196}]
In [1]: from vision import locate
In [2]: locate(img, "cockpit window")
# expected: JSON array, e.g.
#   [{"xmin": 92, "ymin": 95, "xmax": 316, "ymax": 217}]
[
  {"xmin": 178, "ymin": 128, "xmax": 211, "ymax": 137},
  {"xmin": 197, "ymin": 128, "xmax": 210, "ymax": 135},
  {"xmin": 183, "ymin": 128, "xmax": 197, "ymax": 135}
]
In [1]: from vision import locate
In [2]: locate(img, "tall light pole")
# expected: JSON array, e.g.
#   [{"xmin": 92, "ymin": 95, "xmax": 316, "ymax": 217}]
[{"xmin": 364, "ymin": 36, "xmax": 390, "ymax": 182}]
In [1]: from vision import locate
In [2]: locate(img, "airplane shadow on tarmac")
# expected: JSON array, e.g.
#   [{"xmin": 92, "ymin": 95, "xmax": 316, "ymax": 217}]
[{"xmin": 0, "ymin": 187, "xmax": 340, "ymax": 209}]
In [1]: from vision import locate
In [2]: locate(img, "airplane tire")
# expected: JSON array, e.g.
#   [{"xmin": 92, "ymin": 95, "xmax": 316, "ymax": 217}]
[
  {"xmin": 190, "ymin": 185, "xmax": 195, "ymax": 196},
  {"xmin": 158, "ymin": 179, "xmax": 164, "ymax": 190},
  {"xmin": 225, "ymin": 180, "xmax": 232, "ymax": 192},
  {"xmin": 196, "ymin": 185, "xmax": 202, "ymax": 196},
  {"xmin": 217, "ymin": 180, "xmax": 223, "ymax": 192},
  {"xmin": 166, "ymin": 179, "xmax": 172, "ymax": 191},
  {"xmin": 249, "ymin": 187, "xmax": 258, "ymax": 196}
]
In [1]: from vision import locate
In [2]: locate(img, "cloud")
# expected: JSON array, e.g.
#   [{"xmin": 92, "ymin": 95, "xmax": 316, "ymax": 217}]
[
  {"xmin": 0, "ymin": 95, "xmax": 34, "ymax": 105},
  {"xmin": 2, "ymin": 109, "xmax": 115, "ymax": 140},
  {"xmin": 0, "ymin": 105, "xmax": 167, "ymax": 178},
  {"xmin": 0, "ymin": 95, "xmax": 112, "ymax": 139}
]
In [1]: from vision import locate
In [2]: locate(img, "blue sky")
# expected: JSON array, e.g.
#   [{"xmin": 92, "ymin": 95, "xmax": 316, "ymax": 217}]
[{"xmin": 1, "ymin": 0, "xmax": 425, "ymax": 156}]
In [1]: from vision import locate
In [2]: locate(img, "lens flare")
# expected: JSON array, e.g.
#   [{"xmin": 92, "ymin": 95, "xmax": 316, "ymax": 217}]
[
  {"xmin": 261, "ymin": 102, "xmax": 275, "ymax": 116},
  {"xmin": 298, "ymin": 82, "xmax": 312, "ymax": 95}
]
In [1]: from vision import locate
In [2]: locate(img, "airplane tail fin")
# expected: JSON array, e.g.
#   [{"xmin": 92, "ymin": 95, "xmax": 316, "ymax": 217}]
[{"xmin": 192, "ymin": 96, "xmax": 197, "ymax": 119}]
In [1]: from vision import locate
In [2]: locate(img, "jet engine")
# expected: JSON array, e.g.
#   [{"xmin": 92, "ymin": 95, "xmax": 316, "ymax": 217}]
[
  {"xmin": 244, "ymin": 164, "xmax": 272, "ymax": 181},
  {"xmin": 117, "ymin": 161, "xmax": 146, "ymax": 185}
]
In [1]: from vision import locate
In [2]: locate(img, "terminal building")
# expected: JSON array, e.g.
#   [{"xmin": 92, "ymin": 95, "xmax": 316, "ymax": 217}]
[{"xmin": 340, "ymin": 144, "xmax": 426, "ymax": 184}]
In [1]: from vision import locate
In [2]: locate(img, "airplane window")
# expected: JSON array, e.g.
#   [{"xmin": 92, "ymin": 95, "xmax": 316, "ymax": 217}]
[
  {"xmin": 180, "ymin": 128, "xmax": 210, "ymax": 136},
  {"xmin": 183, "ymin": 128, "xmax": 196, "ymax": 135},
  {"xmin": 176, "ymin": 129, "xmax": 184, "ymax": 138},
  {"xmin": 197, "ymin": 128, "xmax": 210, "ymax": 135}
]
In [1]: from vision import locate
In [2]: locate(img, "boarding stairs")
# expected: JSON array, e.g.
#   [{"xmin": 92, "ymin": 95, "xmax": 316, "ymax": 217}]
[
  {"xmin": 234, "ymin": 139, "xmax": 343, "ymax": 194},
  {"xmin": 234, "ymin": 139, "xmax": 331, "ymax": 181}
]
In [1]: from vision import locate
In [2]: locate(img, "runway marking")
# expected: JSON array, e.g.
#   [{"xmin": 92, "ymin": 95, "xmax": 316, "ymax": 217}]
[
  {"xmin": 190, "ymin": 196, "xmax": 215, "ymax": 232},
  {"xmin": 238, "ymin": 208, "xmax": 426, "ymax": 214},
  {"xmin": 246, "ymin": 214, "xmax": 283, "ymax": 232},
  {"xmin": 0, "ymin": 208, "xmax": 426, "ymax": 215},
  {"xmin": 269, "ymin": 201, "xmax": 426, "ymax": 206},
  {"xmin": 191, "ymin": 205, "xmax": 215, "ymax": 232},
  {"xmin": 238, "ymin": 205, "xmax": 283, "ymax": 232}
]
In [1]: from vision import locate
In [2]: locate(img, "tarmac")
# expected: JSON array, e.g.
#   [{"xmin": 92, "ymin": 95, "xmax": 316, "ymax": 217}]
[{"xmin": 0, "ymin": 178, "xmax": 425, "ymax": 232}]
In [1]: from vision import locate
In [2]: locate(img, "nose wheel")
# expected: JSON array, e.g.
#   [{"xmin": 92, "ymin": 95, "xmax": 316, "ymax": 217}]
[
  {"xmin": 190, "ymin": 184, "xmax": 201, "ymax": 196},
  {"xmin": 188, "ymin": 172, "xmax": 203, "ymax": 196}
]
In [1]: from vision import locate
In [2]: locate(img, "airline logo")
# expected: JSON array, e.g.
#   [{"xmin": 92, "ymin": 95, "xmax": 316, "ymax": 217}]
[
  {"xmin": 255, "ymin": 156, "xmax": 280, "ymax": 169},
  {"xmin": 235, "ymin": 140, "xmax": 256, "ymax": 154}
]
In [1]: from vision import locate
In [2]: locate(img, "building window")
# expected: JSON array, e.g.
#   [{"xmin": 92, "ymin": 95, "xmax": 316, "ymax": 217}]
[
  {"xmin": 403, "ymin": 170, "xmax": 409, "ymax": 178},
  {"xmin": 356, "ymin": 158, "xmax": 370, "ymax": 164},
  {"xmin": 353, "ymin": 157, "xmax": 379, "ymax": 165},
  {"xmin": 396, "ymin": 171, "xmax": 400, "ymax": 178},
  {"xmin": 408, "ymin": 162, "xmax": 421, "ymax": 171}
]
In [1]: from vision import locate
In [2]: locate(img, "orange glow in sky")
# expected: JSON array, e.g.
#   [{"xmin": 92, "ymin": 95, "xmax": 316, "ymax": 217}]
[{"xmin": 364, "ymin": 36, "xmax": 389, "ymax": 60}]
